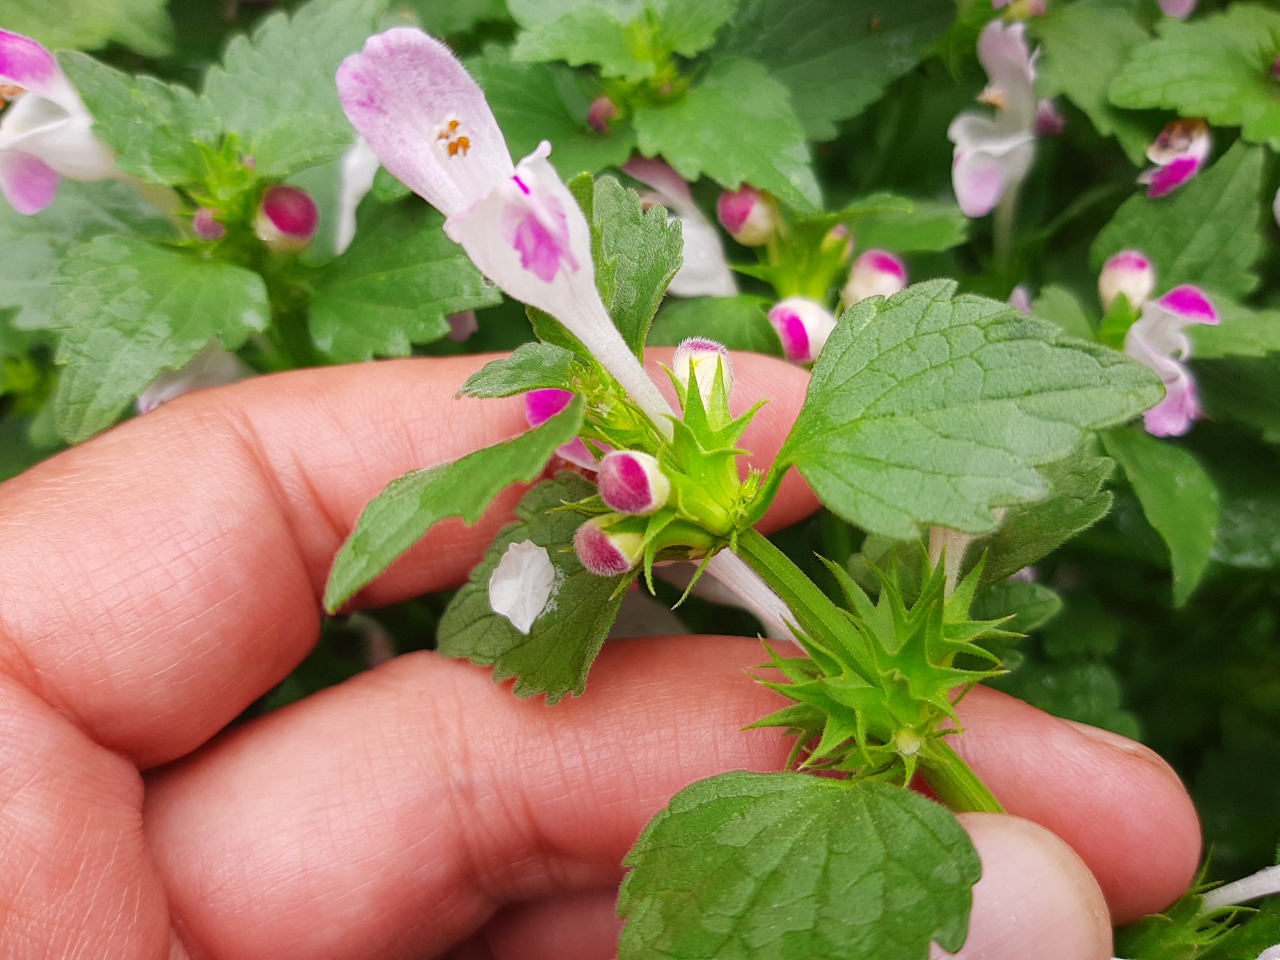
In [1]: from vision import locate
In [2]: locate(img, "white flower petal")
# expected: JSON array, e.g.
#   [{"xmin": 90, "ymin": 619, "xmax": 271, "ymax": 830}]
[{"xmin": 488, "ymin": 540, "xmax": 557, "ymax": 634}]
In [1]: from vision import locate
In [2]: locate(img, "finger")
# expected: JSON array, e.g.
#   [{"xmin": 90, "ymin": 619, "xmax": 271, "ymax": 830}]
[
  {"xmin": 950, "ymin": 686, "xmax": 1200, "ymax": 923},
  {"xmin": 0, "ymin": 352, "xmax": 815, "ymax": 769},
  {"xmin": 144, "ymin": 638, "xmax": 1196, "ymax": 960},
  {"xmin": 932, "ymin": 813, "xmax": 1111, "ymax": 960},
  {"xmin": 442, "ymin": 889, "xmax": 621, "ymax": 960}
]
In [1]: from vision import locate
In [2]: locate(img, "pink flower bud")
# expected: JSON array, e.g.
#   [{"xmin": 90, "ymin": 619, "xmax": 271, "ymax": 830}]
[
  {"xmin": 597, "ymin": 450, "xmax": 670, "ymax": 515},
  {"xmin": 1008, "ymin": 285, "xmax": 1033, "ymax": 315},
  {"xmin": 840, "ymin": 250, "xmax": 907, "ymax": 308},
  {"xmin": 716, "ymin": 185, "xmax": 777, "ymax": 246},
  {"xmin": 192, "ymin": 207, "xmax": 226, "ymax": 241},
  {"xmin": 1158, "ymin": 0, "xmax": 1196, "ymax": 18},
  {"xmin": 1139, "ymin": 118, "xmax": 1210, "ymax": 198},
  {"xmin": 768, "ymin": 297, "xmax": 837, "ymax": 365},
  {"xmin": 1098, "ymin": 249, "xmax": 1156, "ymax": 311},
  {"xmin": 574, "ymin": 516, "xmax": 644, "ymax": 576},
  {"xmin": 254, "ymin": 184, "xmax": 319, "ymax": 251},
  {"xmin": 1034, "ymin": 98, "xmax": 1066, "ymax": 137},
  {"xmin": 524, "ymin": 388, "xmax": 598, "ymax": 469},
  {"xmin": 587, "ymin": 95, "xmax": 619, "ymax": 133},
  {"xmin": 672, "ymin": 337, "xmax": 733, "ymax": 403}
]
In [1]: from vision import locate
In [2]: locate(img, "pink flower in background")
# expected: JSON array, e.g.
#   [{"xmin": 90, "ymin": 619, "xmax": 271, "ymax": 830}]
[
  {"xmin": 1159, "ymin": 0, "xmax": 1197, "ymax": 18},
  {"xmin": 0, "ymin": 30, "xmax": 115, "ymax": 214},
  {"xmin": 716, "ymin": 184, "xmax": 778, "ymax": 246},
  {"xmin": 947, "ymin": 21, "xmax": 1040, "ymax": 218},
  {"xmin": 623, "ymin": 156, "xmax": 736, "ymax": 297},
  {"xmin": 1008, "ymin": 284, "xmax": 1033, "ymax": 314},
  {"xmin": 337, "ymin": 27, "xmax": 669, "ymax": 426},
  {"xmin": 587, "ymin": 95, "xmax": 619, "ymax": 133},
  {"xmin": 1123, "ymin": 285, "xmax": 1218, "ymax": 437},
  {"xmin": 254, "ymin": 184, "xmax": 319, "ymax": 252},
  {"xmin": 840, "ymin": 249, "xmax": 907, "ymax": 309},
  {"xmin": 1139, "ymin": 118, "xmax": 1210, "ymax": 198}
]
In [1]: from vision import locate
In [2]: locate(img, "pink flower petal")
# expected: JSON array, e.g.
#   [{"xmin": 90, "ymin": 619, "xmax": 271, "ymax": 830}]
[
  {"xmin": 1159, "ymin": 0, "xmax": 1197, "ymax": 18},
  {"xmin": 0, "ymin": 30, "xmax": 58, "ymax": 89},
  {"xmin": 0, "ymin": 149, "xmax": 57, "ymax": 214},
  {"xmin": 1143, "ymin": 155, "xmax": 1202, "ymax": 198},
  {"xmin": 337, "ymin": 28, "xmax": 514, "ymax": 217},
  {"xmin": 623, "ymin": 156, "xmax": 694, "ymax": 208},
  {"xmin": 951, "ymin": 149, "xmax": 1007, "ymax": 218},
  {"xmin": 524, "ymin": 387, "xmax": 574, "ymax": 427},
  {"xmin": 1144, "ymin": 369, "xmax": 1199, "ymax": 437},
  {"xmin": 1156, "ymin": 285, "xmax": 1218, "ymax": 325}
]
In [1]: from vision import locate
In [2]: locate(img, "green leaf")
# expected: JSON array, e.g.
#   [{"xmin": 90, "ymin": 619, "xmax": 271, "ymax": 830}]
[
  {"xmin": 1033, "ymin": 0, "xmax": 1154, "ymax": 164},
  {"xmin": 649, "ymin": 295, "xmax": 783, "ymax": 356},
  {"xmin": 979, "ymin": 443, "xmax": 1115, "ymax": 585},
  {"xmin": 1032, "ymin": 285, "xmax": 1097, "ymax": 342},
  {"xmin": 309, "ymin": 198, "xmax": 500, "ymax": 362},
  {"xmin": 1109, "ymin": 5, "xmax": 1280, "ymax": 149},
  {"xmin": 4, "ymin": 0, "xmax": 173, "ymax": 56},
  {"xmin": 51, "ymin": 237, "xmax": 269, "ymax": 443},
  {"xmin": 323, "ymin": 396, "xmax": 585, "ymax": 612},
  {"xmin": 59, "ymin": 53, "xmax": 220, "ymax": 187},
  {"xmin": 778, "ymin": 280, "xmax": 1160, "ymax": 540},
  {"xmin": 404, "ymin": 0, "xmax": 511, "ymax": 35},
  {"xmin": 201, "ymin": 0, "xmax": 387, "ymax": 177},
  {"xmin": 971, "ymin": 580, "xmax": 1062, "ymax": 634},
  {"xmin": 1091, "ymin": 141, "xmax": 1266, "ymax": 300},
  {"xmin": 511, "ymin": 7, "xmax": 651, "ymax": 83},
  {"xmin": 461, "ymin": 342, "xmax": 583, "ymax": 397},
  {"xmin": 471, "ymin": 49, "xmax": 638, "ymax": 180},
  {"xmin": 1195, "ymin": 357, "xmax": 1280, "ymax": 444},
  {"xmin": 633, "ymin": 58, "xmax": 821, "ymax": 213},
  {"xmin": 650, "ymin": 0, "xmax": 739, "ymax": 58},
  {"xmin": 713, "ymin": 0, "xmax": 955, "ymax": 141},
  {"xmin": 618, "ymin": 772, "xmax": 979, "ymax": 960},
  {"xmin": 849, "ymin": 200, "xmax": 970, "ymax": 254},
  {"xmin": 572, "ymin": 175, "xmax": 682, "ymax": 357},
  {"xmin": 1193, "ymin": 429, "xmax": 1280, "ymax": 570},
  {"xmin": 0, "ymin": 180, "xmax": 171, "ymax": 332},
  {"xmin": 510, "ymin": 0, "xmax": 735, "ymax": 67},
  {"xmin": 436, "ymin": 473, "xmax": 629, "ymax": 702},
  {"xmin": 1103, "ymin": 427, "xmax": 1219, "ymax": 606},
  {"xmin": 1190, "ymin": 295, "xmax": 1280, "ymax": 360}
]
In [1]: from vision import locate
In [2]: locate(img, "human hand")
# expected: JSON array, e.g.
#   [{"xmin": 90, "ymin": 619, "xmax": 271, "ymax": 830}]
[{"xmin": 0, "ymin": 354, "xmax": 1199, "ymax": 960}]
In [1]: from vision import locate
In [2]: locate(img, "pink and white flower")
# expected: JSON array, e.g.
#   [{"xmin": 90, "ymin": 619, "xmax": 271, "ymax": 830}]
[
  {"xmin": 337, "ymin": 28, "xmax": 669, "ymax": 426},
  {"xmin": 254, "ymin": 184, "xmax": 319, "ymax": 252},
  {"xmin": 598, "ymin": 450, "xmax": 670, "ymax": 515},
  {"xmin": 335, "ymin": 136, "xmax": 379, "ymax": 255},
  {"xmin": 1158, "ymin": 0, "xmax": 1197, "ymax": 18},
  {"xmin": 0, "ymin": 30, "xmax": 115, "ymax": 215},
  {"xmin": 1139, "ymin": 118, "xmax": 1210, "ymax": 198},
  {"xmin": 1123, "ymin": 285, "xmax": 1218, "ymax": 437},
  {"xmin": 768, "ymin": 297, "xmax": 837, "ymax": 365},
  {"xmin": 947, "ymin": 21, "xmax": 1040, "ymax": 218},
  {"xmin": 524, "ymin": 387, "xmax": 599, "ymax": 469},
  {"xmin": 716, "ymin": 184, "xmax": 778, "ymax": 246},
  {"xmin": 574, "ymin": 515, "xmax": 645, "ymax": 576},
  {"xmin": 1099, "ymin": 249, "xmax": 1156, "ymax": 311},
  {"xmin": 840, "ymin": 249, "xmax": 907, "ymax": 309},
  {"xmin": 624, "ymin": 156, "xmax": 736, "ymax": 297}
]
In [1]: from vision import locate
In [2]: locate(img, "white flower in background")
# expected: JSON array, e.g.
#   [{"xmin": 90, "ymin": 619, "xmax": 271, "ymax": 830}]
[
  {"xmin": 1138, "ymin": 118, "xmax": 1210, "ymax": 198},
  {"xmin": 136, "ymin": 344, "xmax": 252, "ymax": 414},
  {"xmin": 488, "ymin": 539, "xmax": 557, "ymax": 634},
  {"xmin": 335, "ymin": 136, "xmax": 379, "ymax": 254},
  {"xmin": 947, "ymin": 21, "xmax": 1040, "ymax": 218},
  {"xmin": 840, "ymin": 249, "xmax": 907, "ymax": 309},
  {"xmin": 0, "ymin": 29, "xmax": 115, "ymax": 214},
  {"xmin": 623, "ymin": 156, "xmax": 737, "ymax": 298},
  {"xmin": 768, "ymin": 297, "xmax": 837, "ymax": 365},
  {"xmin": 1098, "ymin": 250, "xmax": 1156, "ymax": 311},
  {"xmin": 1122, "ymin": 285, "xmax": 1218, "ymax": 437},
  {"xmin": 337, "ymin": 27, "xmax": 670, "ymax": 426}
]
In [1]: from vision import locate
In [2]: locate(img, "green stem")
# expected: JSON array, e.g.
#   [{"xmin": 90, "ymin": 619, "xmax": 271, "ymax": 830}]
[
  {"xmin": 920, "ymin": 740, "xmax": 1004, "ymax": 814},
  {"xmin": 735, "ymin": 527, "xmax": 877, "ymax": 684},
  {"xmin": 992, "ymin": 185, "xmax": 1019, "ymax": 278}
]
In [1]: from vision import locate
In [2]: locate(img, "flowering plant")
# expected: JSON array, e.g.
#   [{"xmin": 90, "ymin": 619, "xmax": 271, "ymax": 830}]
[{"xmin": 5, "ymin": 0, "xmax": 1280, "ymax": 957}]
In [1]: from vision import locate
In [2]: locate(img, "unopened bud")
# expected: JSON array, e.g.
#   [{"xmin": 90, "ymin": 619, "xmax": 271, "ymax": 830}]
[
  {"xmin": 716, "ymin": 185, "xmax": 778, "ymax": 246},
  {"xmin": 574, "ymin": 516, "xmax": 644, "ymax": 576},
  {"xmin": 598, "ymin": 450, "xmax": 670, "ymax": 515},
  {"xmin": 1099, "ymin": 249, "xmax": 1156, "ymax": 311},
  {"xmin": 587, "ymin": 95, "xmax": 619, "ymax": 133},
  {"xmin": 192, "ymin": 207, "xmax": 226, "ymax": 241},
  {"xmin": 840, "ymin": 250, "xmax": 907, "ymax": 309},
  {"xmin": 768, "ymin": 297, "xmax": 837, "ymax": 365},
  {"xmin": 672, "ymin": 337, "xmax": 733, "ymax": 404},
  {"xmin": 254, "ymin": 184, "xmax": 319, "ymax": 252},
  {"xmin": 1034, "ymin": 98, "xmax": 1066, "ymax": 137}
]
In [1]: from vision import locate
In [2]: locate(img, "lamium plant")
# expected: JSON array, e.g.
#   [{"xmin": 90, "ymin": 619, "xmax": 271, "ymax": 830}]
[{"xmin": 5, "ymin": 0, "xmax": 1280, "ymax": 957}]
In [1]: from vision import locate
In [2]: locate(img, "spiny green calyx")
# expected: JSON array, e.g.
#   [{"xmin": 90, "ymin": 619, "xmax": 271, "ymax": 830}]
[{"xmin": 751, "ymin": 557, "xmax": 1014, "ymax": 785}]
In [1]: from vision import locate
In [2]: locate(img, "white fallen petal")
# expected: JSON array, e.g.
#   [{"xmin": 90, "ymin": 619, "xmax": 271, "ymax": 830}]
[{"xmin": 488, "ymin": 539, "xmax": 557, "ymax": 634}]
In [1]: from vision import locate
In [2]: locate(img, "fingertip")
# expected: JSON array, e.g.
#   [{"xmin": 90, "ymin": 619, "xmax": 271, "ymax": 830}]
[{"xmin": 934, "ymin": 812, "xmax": 1111, "ymax": 960}]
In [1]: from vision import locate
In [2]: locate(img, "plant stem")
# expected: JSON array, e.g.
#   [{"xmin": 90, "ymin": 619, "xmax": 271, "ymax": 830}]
[
  {"xmin": 920, "ymin": 740, "xmax": 1005, "ymax": 814},
  {"xmin": 992, "ymin": 185, "xmax": 1019, "ymax": 277}
]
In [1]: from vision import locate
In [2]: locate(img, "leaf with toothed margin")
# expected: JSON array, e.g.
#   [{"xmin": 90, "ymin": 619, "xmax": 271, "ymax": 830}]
[
  {"xmin": 323, "ymin": 397, "xmax": 584, "ymax": 613},
  {"xmin": 437, "ymin": 473, "xmax": 630, "ymax": 703},
  {"xmin": 618, "ymin": 771, "xmax": 980, "ymax": 960},
  {"xmin": 460, "ymin": 342, "xmax": 585, "ymax": 397},
  {"xmin": 777, "ymin": 279, "xmax": 1161, "ymax": 540}
]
